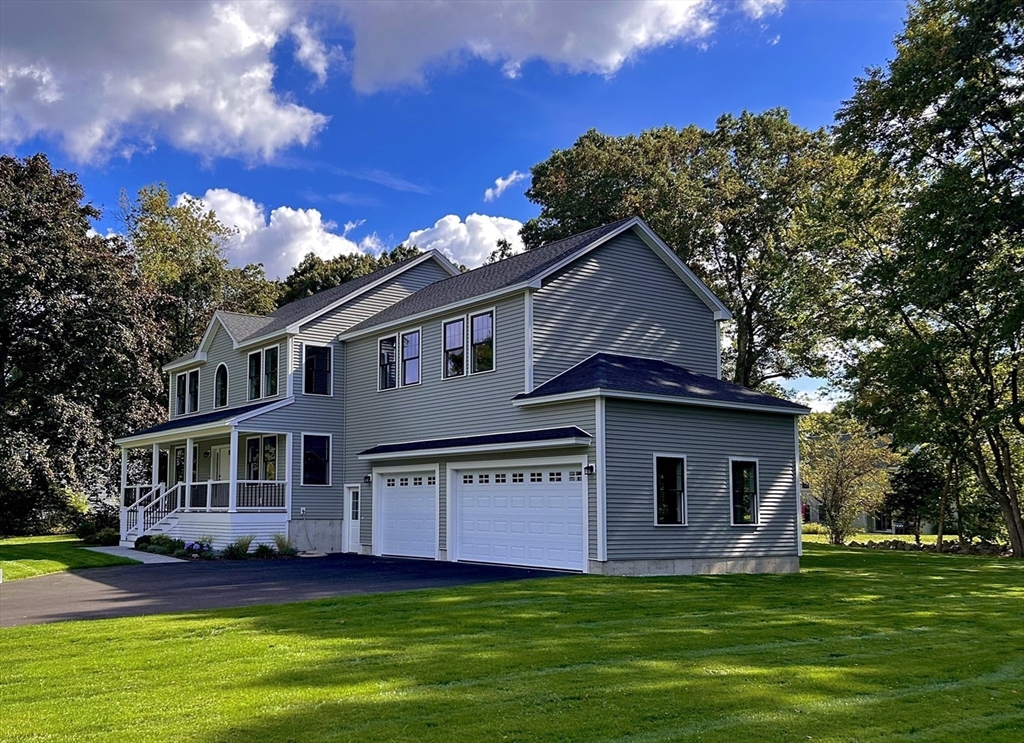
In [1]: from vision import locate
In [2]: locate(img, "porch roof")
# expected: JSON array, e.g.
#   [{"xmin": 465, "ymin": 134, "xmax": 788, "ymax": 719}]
[
  {"xmin": 357, "ymin": 426, "xmax": 592, "ymax": 460},
  {"xmin": 116, "ymin": 399, "xmax": 289, "ymax": 446}
]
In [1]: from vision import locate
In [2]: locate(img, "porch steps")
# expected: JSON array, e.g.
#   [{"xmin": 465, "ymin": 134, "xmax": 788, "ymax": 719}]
[{"xmin": 123, "ymin": 517, "xmax": 179, "ymax": 547}]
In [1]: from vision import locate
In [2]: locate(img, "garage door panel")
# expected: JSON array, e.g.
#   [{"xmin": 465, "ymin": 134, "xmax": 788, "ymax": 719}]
[
  {"xmin": 380, "ymin": 472, "xmax": 436, "ymax": 559},
  {"xmin": 456, "ymin": 465, "xmax": 585, "ymax": 571}
]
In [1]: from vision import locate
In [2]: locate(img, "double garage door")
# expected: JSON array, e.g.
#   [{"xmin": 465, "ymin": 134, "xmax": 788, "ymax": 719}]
[{"xmin": 379, "ymin": 464, "xmax": 586, "ymax": 571}]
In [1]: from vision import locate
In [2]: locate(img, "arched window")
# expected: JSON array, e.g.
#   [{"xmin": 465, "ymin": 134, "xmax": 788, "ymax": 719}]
[{"xmin": 215, "ymin": 364, "xmax": 228, "ymax": 408}]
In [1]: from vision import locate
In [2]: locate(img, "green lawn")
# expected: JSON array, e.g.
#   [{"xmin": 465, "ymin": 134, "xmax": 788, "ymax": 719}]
[
  {"xmin": 1, "ymin": 544, "xmax": 1022, "ymax": 743},
  {"xmin": 802, "ymin": 532, "xmax": 947, "ymax": 545},
  {"xmin": 0, "ymin": 535, "xmax": 138, "ymax": 581}
]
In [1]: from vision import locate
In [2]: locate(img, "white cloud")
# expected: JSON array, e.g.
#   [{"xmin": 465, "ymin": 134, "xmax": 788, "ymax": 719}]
[
  {"xmin": 0, "ymin": 1, "xmax": 328, "ymax": 163},
  {"xmin": 187, "ymin": 188, "xmax": 378, "ymax": 280},
  {"xmin": 741, "ymin": 0, "xmax": 786, "ymax": 19},
  {"xmin": 335, "ymin": 0, "xmax": 719, "ymax": 92},
  {"xmin": 406, "ymin": 214, "xmax": 524, "ymax": 268},
  {"xmin": 291, "ymin": 20, "xmax": 341, "ymax": 86},
  {"xmin": 484, "ymin": 170, "xmax": 527, "ymax": 202}
]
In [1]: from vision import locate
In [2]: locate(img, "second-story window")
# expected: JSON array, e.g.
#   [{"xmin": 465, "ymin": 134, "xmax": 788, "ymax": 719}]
[
  {"xmin": 471, "ymin": 311, "xmax": 494, "ymax": 373},
  {"xmin": 248, "ymin": 352, "xmax": 261, "ymax": 400},
  {"xmin": 443, "ymin": 319, "xmax": 465, "ymax": 378},
  {"xmin": 379, "ymin": 336, "xmax": 397, "ymax": 390},
  {"xmin": 402, "ymin": 330, "xmax": 420, "ymax": 385},
  {"xmin": 215, "ymin": 364, "xmax": 228, "ymax": 408},
  {"xmin": 304, "ymin": 345, "xmax": 332, "ymax": 395},
  {"xmin": 175, "ymin": 373, "xmax": 187, "ymax": 415},
  {"xmin": 264, "ymin": 346, "xmax": 278, "ymax": 397},
  {"xmin": 187, "ymin": 369, "xmax": 199, "ymax": 413}
]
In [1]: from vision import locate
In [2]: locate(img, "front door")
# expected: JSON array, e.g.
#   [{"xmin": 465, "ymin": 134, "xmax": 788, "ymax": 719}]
[
  {"xmin": 344, "ymin": 485, "xmax": 361, "ymax": 554},
  {"xmin": 211, "ymin": 446, "xmax": 231, "ymax": 481}
]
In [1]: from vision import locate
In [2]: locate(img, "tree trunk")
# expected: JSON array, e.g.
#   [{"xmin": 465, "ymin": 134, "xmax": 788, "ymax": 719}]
[{"xmin": 936, "ymin": 456, "xmax": 953, "ymax": 553}]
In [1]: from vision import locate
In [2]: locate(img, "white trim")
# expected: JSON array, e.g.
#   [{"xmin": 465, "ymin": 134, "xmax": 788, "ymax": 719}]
[
  {"xmin": 400, "ymin": 327, "xmax": 423, "ymax": 387},
  {"xmin": 301, "ymin": 342, "xmax": 335, "ymax": 397},
  {"xmin": 794, "ymin": 417, "xmax": 803, "ymax": 557},
  {"xmin": 214, "ymin": 363, "xmax": 229, "ymax": 409},
  {"xmin": 440, "ymin": 314, "xmax": 467, "ymax": 380},
  {"xmin": 468, "ymin": 307, "xmax": 497, "ymax": 376},
  {"xmin": 343, "ymin": 483, "xmax": 361, "ymax": 553},
  {"xmin": 357, "ymin": 436, "xmax": 591, "ymax": 461},
  {"xmin": 285, "ymin": 433, "xmax": 293, "ymax": 518},
  {"xmin": 278, "ymin": 251, "xmax": 460, "ymax": 338},
  {"xmin": 447, "ymin": 454, "xmax": 589, "ymax": 573},
  {"xmin": 300, "ymin": 433, "xmax": 333, "ymax": 487},
  {"xmin": 595, "ymin": 397, "xmax": 607, "ymax": 562},
  {"xmin": 151, "ymin": 443, "xmax": 160, "ymax": 487},
  {"xmin": 513, "ymin": 388, "xmax": 810, "ymax": 416},
  {"xmin": 376, "ymin": 334, "xmax": 399, "ymax": 392},
  {"xmin": 228, "ymin": 429, "xmax": 238, "ymax": 512},
  {"xmin": 286, "ymin": 337, "xmax": 294, "ymax": 398},
  {"xmin": 728, "ymin": 456, "xmax": 760, "ymax": 526},
  {"xmin": 371, "ymin": 462, "xmax": 441, "ymax": 559},
  {"xmin": 524, "ymin": 290, "xmax": 534, "ymax": 392},
  {"xmin": 652, "ymin": 452, "xmax": 689, "ymax": 527},
  {"xmin": 716, "ymin": 320, "xmax": 723, "ymax": 380},
  {"xmin": 116, "ymin": 398, "xmax": 294, "ymax": 447}
]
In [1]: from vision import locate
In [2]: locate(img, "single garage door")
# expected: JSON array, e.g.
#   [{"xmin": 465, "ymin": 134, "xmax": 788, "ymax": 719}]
[
  {"xmin": 455, "ymin": 465, "xmax": 585, "ymax": 571},
  {"xmin": 380, "ymin": 471, "xmax": 437, "ymax": 558}
]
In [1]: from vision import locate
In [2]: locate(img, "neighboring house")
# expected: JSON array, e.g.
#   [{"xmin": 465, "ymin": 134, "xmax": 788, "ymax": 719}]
[{"xmin": 117, "ymin": 217, "xmax": 810, "ymax": 575}]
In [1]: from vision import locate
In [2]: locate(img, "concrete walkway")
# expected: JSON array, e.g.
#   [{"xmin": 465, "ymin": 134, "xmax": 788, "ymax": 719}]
[
  {"xmin": 83, "ymin": 546, "xmax": 184, "ymax": 564},
  {"xmin": 0, "ymin": 553, "xmax": 561, "ymax": 627}
]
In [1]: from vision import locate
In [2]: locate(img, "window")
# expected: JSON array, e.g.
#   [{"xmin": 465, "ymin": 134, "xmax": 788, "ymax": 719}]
[
  {"xmin": 530, "ymin": 472, "xmax": 542, "ymax": 483},
  {"xmin": 463, "ymin": 474, "xmax": 473, "ymax": 484},
  {"xmin": 379, "ymin": 336, "xmax": 397, "ymax": 390},
  {"xmin": 263, "ymin": 436, "xmax": 277, "ymax": 480},
  {"xmin": 427, "ymin": 475, "xmax": 436, "ymax": 486},
  {"xmin": 245, "ymin": 436, "xmax": 277, "ymax": 480},
  {"xmin": 304, "ymin": 345, "xmax": 332, "ymax": 395},
  {"xmin": 264, "ymin": 346, "xmax": 278, "ymax": 397},
  {"xmin": 248, "ymin": 352, "xmax": 261, "ymax": 400},
  {"xmin": 185, "ymin": 370, "xmax": 199, "ymax": 413},
  {"xmin": 413, "ymin": 476, "xmax": 423, "ymax": 486},
  {"xmin": 215, "ymin": 364, "xmax": 228, "ymax": 408},
  {"xmin": 402, "ymin": 330, "xmax": 420, "ymax": 385},
  {"xmin": 351, "ymin": 489, "xmax": 360, "ymax": 520},
  {"xmin": 656, "ymin": 457, "xmax": 686, "ymax": 525},
  {"xmin": 246, "ymin": 437, "xmax": 261, "ymax": 480},
  {"xmin": 175, "ymin": 373, "xmax": 187, "ymax": 415},
  {"xmin": 302, "ymin": 435, "xmax": 331, "ymax": 486},
  {"xmin": 512, "ymin": 473, "xmax": 524, "ymax": 483},
  {"xmin": 495, "ymin": 473, "xmax": 507, "ymax": 484},
  {"xmin": 470, "ymin": 311, "xmax": 494, "ymax": 373},
  {"xmin": 400, "ymin": 477, "xmax": 409, "ymax": 487},
  {"xmin": 443, "ymin": 319, "xmax": 465, "ymax": 378},
  {"xmin": 479, "ymin": 473, "xmax": 490, "ymax": 484},
  {"xmin": 731, "ymin": 460, "xmax": 759, "ymax": 525},
  {"xmin": 569, "ymin": 471, "xmax": 582, "ymax": 482},
  {"xmin": 386, "ymin": 477, "xmax": 396, "ymax": 487},
  {"xmin": 549, "ymin": 471, "xmax": 562, "ymax": 482}
]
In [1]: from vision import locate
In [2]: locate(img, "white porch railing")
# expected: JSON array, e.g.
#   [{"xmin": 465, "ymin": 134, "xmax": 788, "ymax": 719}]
[{"xmin": 141, "ymin": 483, "xmax": 186, "ymax": 533}]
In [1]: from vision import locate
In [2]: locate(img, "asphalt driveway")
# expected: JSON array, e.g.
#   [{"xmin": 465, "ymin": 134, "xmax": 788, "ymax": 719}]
[{"xmin": 0, "ymin": 553, "xmax": 561, "ymax": 627}]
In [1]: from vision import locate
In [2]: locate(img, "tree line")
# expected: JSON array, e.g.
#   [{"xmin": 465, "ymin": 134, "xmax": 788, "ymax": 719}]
[{"xmin": 2, "ymin": 0, "xmax": 1020, "ymax": 550}]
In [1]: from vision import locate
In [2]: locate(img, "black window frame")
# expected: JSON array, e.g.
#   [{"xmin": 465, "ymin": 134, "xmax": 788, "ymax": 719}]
[
  {"xmin": 378, "ymin": 336, "xmax": 398, "ymax": 390},
  {"xmin": 731, "ymin": 459, "xmax": 759, "ymax": 525},
  {"xmin": 187, "ymin": 369, "xmax": 200, "ymax": 413},
  {"xmin": 302, "ymin": 434, "xmax": 331, "ymax": 486},
  {"xmin": 470, "ymin": 310, "xmax": 494, "ymax": 374},
  {"xmin": 263, "ymin": 346, "xmax": 279, "ymax": 397},
  {"xmin": 247, "ymin": 351, "xmax": 261, "ymax": 401},
  {"xmin": 175, "ymin": 373, "xmax": 187, "ymax": 415},
  {"xmin": 401, "ymin": 329, "xmax": 421, "ymax": 386},
  {"xmin": 303, "ymin": 344, "xmax": 332, "ymax": 396},
  {"xmin": 655, "ymin": 456, "xmax": 686, "ymax": 526},
  {"xmin": 443, "ymin": 318, "xmax": 466, "ymax": 378}
]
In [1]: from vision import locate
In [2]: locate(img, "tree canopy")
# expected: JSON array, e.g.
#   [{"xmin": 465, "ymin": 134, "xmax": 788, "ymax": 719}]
[{"xmin": 278, "ymin": 244, "xmax": 421, "ymax": 307}]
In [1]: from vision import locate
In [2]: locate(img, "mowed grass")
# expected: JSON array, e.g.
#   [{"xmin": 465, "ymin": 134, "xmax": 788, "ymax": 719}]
[
  {"xmin": 0, "ymin": 536, "xmax": 138, "ymax": 581},
  {"xmin": 1, "ymin": 545, "xmax": 1022, "ymax": 743},
  {"xmin": 802, "ymin": 532, "xmax": 947, "ymax": 545}
]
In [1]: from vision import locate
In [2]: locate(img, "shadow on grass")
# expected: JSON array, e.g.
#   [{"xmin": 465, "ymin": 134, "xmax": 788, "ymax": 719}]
[{"xmin": 195, "ymin": 545, "xmax": 1024, "ymax": 743}]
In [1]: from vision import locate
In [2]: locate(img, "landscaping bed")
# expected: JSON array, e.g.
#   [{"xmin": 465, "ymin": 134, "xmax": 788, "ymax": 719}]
[{"xmin": 133, "ymin": 533, "xmax": 299, "ymax": 561}]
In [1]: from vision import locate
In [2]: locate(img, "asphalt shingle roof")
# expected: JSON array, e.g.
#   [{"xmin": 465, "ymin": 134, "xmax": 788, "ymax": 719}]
[
  {"xmin": 514, "ymin": 353, "xmax": 810, "ymax": 414},
  {"xmin": 344, "ymin": 218, "xmax": 636, "ymax": 335},
  {"xmin": 358, "ymin": 426, "xmax": 592, "ymax": 457},
  {"xmin": 122, "ymin": 399, "xmax": 284, "ymax": 439}
]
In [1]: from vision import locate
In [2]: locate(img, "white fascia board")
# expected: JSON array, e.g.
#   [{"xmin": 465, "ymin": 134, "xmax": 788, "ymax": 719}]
[
  {"xmin": 357, "ymin": 436, "xmax": 592, "ymax": 461},
  {"xmin": 281, "ymin": 251, "xmax": 461, "ymax": 337},
  {"xmin": 115, "ymin": 398, "xmax": 295, "ymax": 447},
  {"xmin": 338, "ymin": 283, "xmax": 530, "ymax": 342},
  {"xmin": 512, "ymin": 388, "xmax": 811, "ymax": 416}
]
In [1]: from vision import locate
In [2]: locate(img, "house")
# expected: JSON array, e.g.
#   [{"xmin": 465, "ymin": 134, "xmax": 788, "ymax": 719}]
[{"xmin": 117, "ymin": 217, "xmax": 810, "ymax": 575}]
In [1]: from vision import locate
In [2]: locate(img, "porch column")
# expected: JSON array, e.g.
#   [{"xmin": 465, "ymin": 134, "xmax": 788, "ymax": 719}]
[
  {"xmin": 120, "ymin": 448, "xmax": 128, "ymax": 540},
  {"xmin": 184, "ymin": 437, "xmax": 194, "ymax": 512},
  {"xmin": 151, "ymin": 443, "xmax": 160, "ymax": 489},
  {"xmin": 229, "ymin": 429, "xmax": 238, "ymax": 513}
]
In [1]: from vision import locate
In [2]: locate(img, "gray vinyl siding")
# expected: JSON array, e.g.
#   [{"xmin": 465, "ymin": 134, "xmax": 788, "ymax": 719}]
[
  {"xmin": 343, "ymin": 293, "xmax": 598, "ymax": 557},
  {"xmin": 604, "ymin": 399, "xmax": 799, "ymax": 560},
  {"xmin": 533, "ymin": 232, "xmax": 719, "ymax": 385}
]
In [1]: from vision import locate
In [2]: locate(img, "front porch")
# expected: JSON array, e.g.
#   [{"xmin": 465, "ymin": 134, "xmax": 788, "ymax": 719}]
[{"xmin": 118, "ymin": 424, "xmax": 293, "ymax": 549}]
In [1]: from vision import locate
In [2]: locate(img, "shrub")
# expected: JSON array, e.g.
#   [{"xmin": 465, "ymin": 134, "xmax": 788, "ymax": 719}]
[
  {"xmin": 134, "ymin": 535, "xmax": 152, "ymax": 549},
  {"xmin": 181, "ymin": 540, "xmax": 213, "ymax": 559},
  {"xmin": 272, "ymin": 533, "xmax": 298, "ymax": 557},
  {"xmin": 802, "ymin": 522, "xmax": 829, "ymax": 535},
  {"xmin": 76, "ymin": 521, "xmax": 98, "ymax": 540},
  {"xmin": 84, "ymin": 528, "xmax": 120, "ymax": 546},
  {"xmin": 222, "ymin": 534, "xmax": 255, "ymax": 560},
  {"xmin": 252, "ymin": 543, "xmax": 276, "ymax": 559},
  {"xmin": 143, "ymin": 534, "xmax": 185, "ymax": 555}
]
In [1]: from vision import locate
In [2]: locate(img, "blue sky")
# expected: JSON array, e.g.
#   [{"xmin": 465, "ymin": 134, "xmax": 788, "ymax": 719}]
[{"xmin": 2, "ymin": 0, "xmax": 906, "ymax": 404}]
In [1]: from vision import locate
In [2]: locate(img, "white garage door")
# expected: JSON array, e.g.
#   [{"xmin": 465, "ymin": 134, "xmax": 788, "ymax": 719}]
[
  {"xmin": 380, "ymin": 471, "xmax": 437, "ymax": 558},
  {"xmin": 456, "ymin": 465, "xmax": 585, "ymax": 571}
]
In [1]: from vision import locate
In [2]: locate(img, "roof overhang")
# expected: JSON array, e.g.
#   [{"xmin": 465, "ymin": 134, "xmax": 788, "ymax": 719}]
[
  {"xmin": 512, "ymin": 388, "xmax": 810, "ymax": 416},
  {"xmin": 357, "ymin": 426, "xmax": 593, "ymax": 461},
  {"xmin": 115, "ymin": 398, "xmax": 294, "ymax": 447}
]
